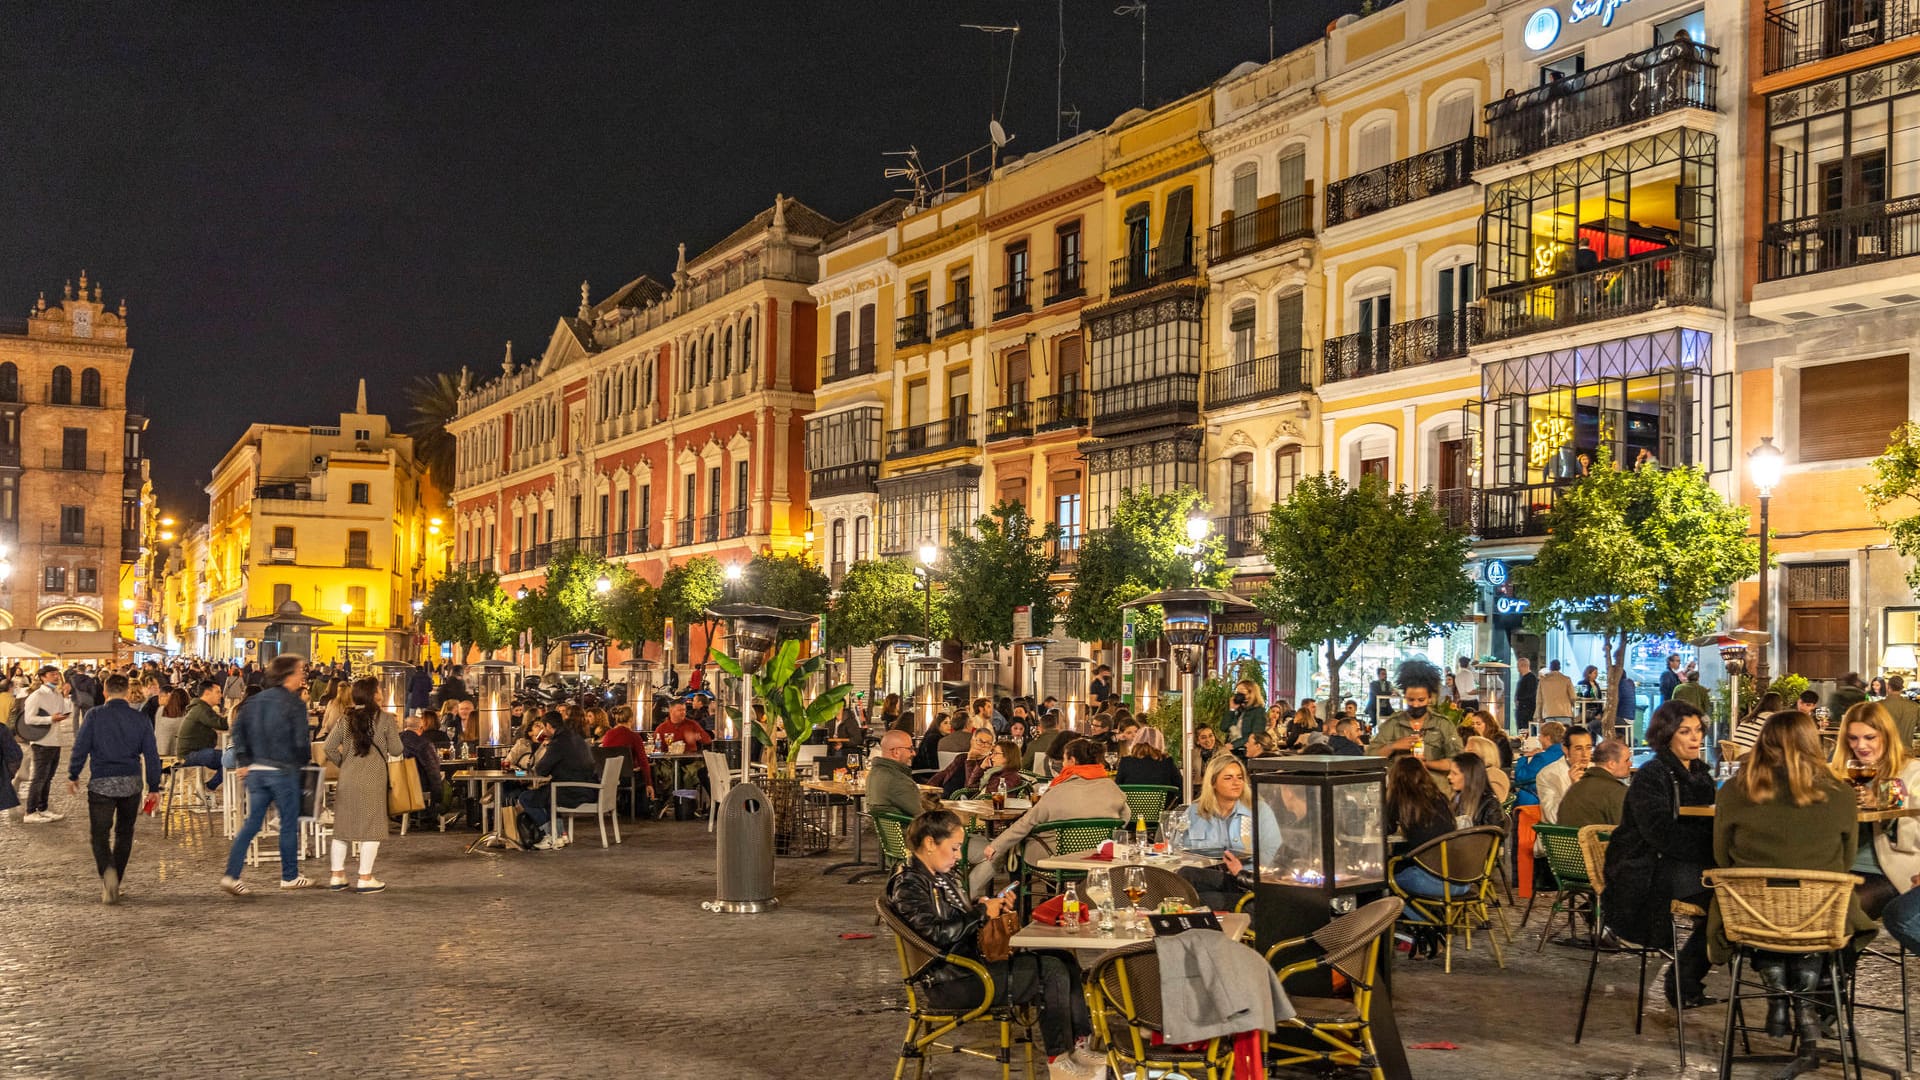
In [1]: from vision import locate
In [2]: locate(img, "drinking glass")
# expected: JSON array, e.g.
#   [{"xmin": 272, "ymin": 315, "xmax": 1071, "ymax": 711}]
[
  {"xmin": 1123, "ymin": 866, "xmax": 1149, "ymax": 934},
  {"xmin": 1086, "ymin": 870, "xmax": 1116, "ymax": 935}
]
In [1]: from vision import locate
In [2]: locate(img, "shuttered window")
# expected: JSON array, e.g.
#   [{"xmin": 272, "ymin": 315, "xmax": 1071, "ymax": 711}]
[
  {"xmin": 1276, "ymin": 149, "xmax": 1306, "ymax": 201},
  {"xmin": 1432, "ymin": 92, "xmax": 1475, "ymax": 146},
  {"xmin": 1357, "ymin": 121, "xmax": 1393, "ymax": 172},
  {"xmin": 1797, "ymin": 354, "xmax": 1908, "ymax": 462}
]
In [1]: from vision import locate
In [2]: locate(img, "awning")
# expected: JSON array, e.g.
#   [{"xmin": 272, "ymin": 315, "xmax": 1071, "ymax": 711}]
[{"xmin": 0, "ymin": 629, "xmax": 122, "ymax": 660}]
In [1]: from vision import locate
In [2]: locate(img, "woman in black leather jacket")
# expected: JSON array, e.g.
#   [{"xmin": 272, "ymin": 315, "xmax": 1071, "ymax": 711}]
[
  {"xmin": 883, "ymin": 810, "xmax": 1094, "ymax": 1073},
  {"xmin": 1602, "ymin": 700, "xmax": 1718, "ymax": 1008}
]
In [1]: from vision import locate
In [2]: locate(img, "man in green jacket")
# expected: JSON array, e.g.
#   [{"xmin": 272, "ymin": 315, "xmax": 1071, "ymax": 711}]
[
  {"xmin": 864, "ymin": 730, "xmax": 926, "ymax": 820},
  {"xmin": 1672, "ymin": 669, "xmax": 1712, "ymax": 714},
  {"xmin": 1368, "ymin": 661, "xmax": 1462, "ymax": 778},
  {"xmin": 1881, "ymin": 676, "xmax": 1919, "ymax": 747},
  {"xmin": 1556, "ymin": 739, "xmax": 1630, "ymax": 829},
  {"xmin": 176, "ymin": 678, "xmax": 230, "ymax": 791}
]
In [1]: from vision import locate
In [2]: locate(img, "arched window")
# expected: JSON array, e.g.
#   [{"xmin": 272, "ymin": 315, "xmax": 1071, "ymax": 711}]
[
  {"xmin": 0, "ymin": 363, "xmax": 17, "ymax": 403},
  {"xmin": 741, "ymin": 318, "xmax": 754, "ymax": 378},
  {"xmin": 722, "ymin": 326, "xmax": 734, "ymax": 376},
  {"xmin": 49, "ymin": 366, "xmax": 71, "ymax": 405},
  {"xmin": 80, "ymin": 368, "xmax": 101, "ymax": 407},
  {"xmin": 853, "ymin": 515, "xmax": 871, "ymax": 562}
]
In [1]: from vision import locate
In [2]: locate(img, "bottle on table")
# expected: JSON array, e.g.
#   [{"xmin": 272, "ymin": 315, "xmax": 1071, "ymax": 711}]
[{"xmin": 1062, "ymin": 884, "xmax": 1082, "ymax": 935}]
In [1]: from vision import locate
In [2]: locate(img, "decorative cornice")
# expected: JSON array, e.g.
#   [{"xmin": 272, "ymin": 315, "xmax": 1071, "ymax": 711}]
[
  {"xmin": 895, "ymin": 221, "xmax": 980, "ymax": 266},
  {"xmin": 1102, "ymin": 138, "xmax": 1210, "ymax": 191},
  {"xmin": 1320, "ymin": 16, "xmax": 1498, "ymax": 102},
  {"xmin": 984, "ymin": 177, "xmax": 1105, "ymax": 232}
]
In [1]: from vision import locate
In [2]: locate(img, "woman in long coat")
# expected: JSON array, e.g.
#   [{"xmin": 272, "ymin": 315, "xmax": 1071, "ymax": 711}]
[{"xmin": 324, "ymin": 676, "xmax": 403, "ymax": 893}]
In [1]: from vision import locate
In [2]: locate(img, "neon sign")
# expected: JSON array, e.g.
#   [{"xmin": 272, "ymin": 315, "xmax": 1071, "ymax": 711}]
[
  {"xmin": 1524, "ymin": 7, "xmax": 1561, "ymax": 49},
  {"xmin": 1527, "ymin": 416, "xmax": 1574, "ymax": 469},
  {"xmin": 1568, "ymin": 0, "xmax": 1631, "ymax": 28}
]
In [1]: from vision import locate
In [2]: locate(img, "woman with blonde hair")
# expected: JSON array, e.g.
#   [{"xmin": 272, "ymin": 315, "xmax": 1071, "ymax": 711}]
[
  {"xmin": 319, "ymin": 681, "xmax": 353, "ymax": 737},
  {"xmin": 1465, "ymin": 735, "xmax": 1511, "ymax": 802},
  {"xmin": 1829, "ymin": 701, "xmax": 1920, "ymax": 955},
  {"xmin": 1115, "ymin": 725, "xmax": 1181, "ymax": 794},
  {"xmin": 1176, "ymin": 753, "xmax": 1283, "ymax": 908}
]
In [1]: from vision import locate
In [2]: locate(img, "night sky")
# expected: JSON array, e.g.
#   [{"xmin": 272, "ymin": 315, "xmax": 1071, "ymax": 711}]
[{"xmin": 5, "ymin": 0, "xmax": 1347, "ymax": 515}]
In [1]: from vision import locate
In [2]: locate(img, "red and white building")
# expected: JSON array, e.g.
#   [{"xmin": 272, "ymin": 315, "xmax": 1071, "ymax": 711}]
[{"xmin": 446, "ymin": 196, "xmax": 835, "ymax": 668}]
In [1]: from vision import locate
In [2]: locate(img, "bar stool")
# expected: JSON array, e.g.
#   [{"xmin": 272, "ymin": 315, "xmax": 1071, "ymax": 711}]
[{"xmin": 1706, "ymin": 867, "xmax": 1867, "ymax": 1080}]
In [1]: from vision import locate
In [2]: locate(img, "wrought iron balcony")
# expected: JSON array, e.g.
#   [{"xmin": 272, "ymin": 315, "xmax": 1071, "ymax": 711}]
[
  {"xmin": 1090, "ymin": 373, "xmax": 1200, "ymax": 436},
  {"xmin": 1049, "ymin": 534, "xmax": 1082, "ymax": 570},
  {"xmin": 1765, "ymin": 0, "xmax": 1920, "ymax": 73},
  {"xmin": 984, "ymin": 400, "xmax": 1031, "ymax": 441},
  {"xmin": 508, "ymin": 551, "xmax": 524, "ymax": 573},
  {"xmin": 1433, "ymin": 488, "xmax": 1473, "ymax": 532},
  {"xmin": 1109, "ymin": 236, "xmax": 1196, "ymax": 297},
  {"xmin": 1482, "ymin": 248, "xmax": 1713, "ymax": 342},
  {"xmin": 1206, "ymin": 350, "xmax": 1312, "ymax": 409},
  {"xmin": 726, "ymin": 507, "xmax": 748, "ymax": 538},
  {"xmin": 810, "ymin": 461, "xmax": 880, "ymax": 498},
  {"xmin": 822, "ymin": 344, "xmax": 877, "ymax": 384},
  {"xmin": 886, "ymin": 415, "xmax": 975, "ymax": 459},
  {"xmin": 530, "ymin": 542, "xmax": 551, "ymax": 567},
  {"xmin": 934, "ymin": 297, "xmax": 973, "ymax": 337},
  {"xmin": 1208, "ymin": 195, "xmax": 1315, "ymax": 261},
  {"xmin": 701, "ymin": 512, "xmax": 720, "ymax": 543},
  {"xmin": 1042, "ymin": 261, "xmax": 1086, "ymax": 305},
  {"xmin": 1483, "ymin": 41, "xmax": 1718, "ymax": 165},
  {"xmin": 990, "ymin": 391, "xmax": 1090, "ymax": 440},
  {"xmin": 896, "ymin": 311, "xmax": 930, "ymax": 348},
  {"xmin": 1216, "ymin": 512, "xmax": 1268, "ymax": 559},
  {"xmin": 1762, "ymin": 197, "xmax": 1920, "ymax": 281},
  {"xmin": 1324, "ymin": 311, "xmax": 1481, "ymax": 384},
  {"xmin": 992, "ymin": 277, "xmax": 1032, "ymax": 321},
  {"xmin": 1477, "ymin": 484, "xmax": 1564, "ymax": 540},
  {"xmin": 675, "ymin": 519, "xmax": 694, "ymax": 547},
  {"xmin": 1326, "ymin": 138, "xmax": 1483, "ymax": 227}
]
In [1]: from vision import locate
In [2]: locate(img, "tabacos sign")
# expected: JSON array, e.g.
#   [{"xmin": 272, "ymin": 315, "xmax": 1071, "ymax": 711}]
[{"xmin": 1524, "ymin": 0, "xmax": 1632, "ymax": 51}]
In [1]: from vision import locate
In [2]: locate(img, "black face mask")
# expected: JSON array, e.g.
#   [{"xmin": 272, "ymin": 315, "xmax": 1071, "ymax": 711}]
[{"xmin": 1406, "ymin": 705, "xmax": 1429, "ymax": 720}]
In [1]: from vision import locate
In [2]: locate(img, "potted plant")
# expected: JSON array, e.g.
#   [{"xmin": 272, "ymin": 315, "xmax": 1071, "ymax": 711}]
[{"xmin": 715, "ymin": 639, "xmax": 853, "ymax": 856}]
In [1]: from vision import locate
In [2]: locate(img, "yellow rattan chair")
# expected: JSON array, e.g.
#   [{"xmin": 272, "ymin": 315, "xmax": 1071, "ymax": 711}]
[
  {"xmin": 1265, "ymin": 897, "xmax": 1404, "ymax": 1080},
  {"xmin": 1387, "ymin": 825, "xmax": 1508, "ymax": 973},
  {"xmin": 874, "ymin": 899, "xmax": 1040, "ymax": 1080},
  {"xmin": 1085, "ymin": 940, "xmax": 1243, "ymax": 1080}
]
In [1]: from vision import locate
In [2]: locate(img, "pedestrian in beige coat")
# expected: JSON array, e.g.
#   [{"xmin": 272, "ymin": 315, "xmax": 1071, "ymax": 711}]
[{"xmin": 323, "ymin": 677, "xmax": 403, "ymax": 893}]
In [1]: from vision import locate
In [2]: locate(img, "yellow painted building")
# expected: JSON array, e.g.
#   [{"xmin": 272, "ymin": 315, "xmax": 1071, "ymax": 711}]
[{"xmin": 202, "ymin": 380, "xmax": 447, "ymax": 665}]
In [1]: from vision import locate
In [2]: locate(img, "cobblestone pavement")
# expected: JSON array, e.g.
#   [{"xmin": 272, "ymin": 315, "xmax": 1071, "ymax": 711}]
[{"xmin": 1, "ymin": 781, "xmax": 1912, "ymax": 1079}]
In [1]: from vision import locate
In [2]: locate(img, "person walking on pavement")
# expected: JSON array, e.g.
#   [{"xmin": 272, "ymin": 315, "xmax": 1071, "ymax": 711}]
[
  {"xmin": 323, "ymin": 676, "xmax": 403, "ymax": 893},
  {"xmin": 65, "ymin": 674, "xmax": 161, "ymax": 904},
  {"xmin": 1535, "ymin": 659, "xmax": 1577, "ymax": 726},
  {"xmin": 220, "ymin": 654, "xmax": 316, "ymax": 895},
  {"xmin": 21, "ymin": 665, "xmax": 74, "ymax": 822}
]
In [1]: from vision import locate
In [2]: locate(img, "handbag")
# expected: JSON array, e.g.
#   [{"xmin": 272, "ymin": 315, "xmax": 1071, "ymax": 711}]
[
  {"xmin": 387, "ymin": 757, "xmax": 426, "ymax": 815},
  {"xmin": 977, "ymin": 906, "xmax": 1021, "ymax": 963}
]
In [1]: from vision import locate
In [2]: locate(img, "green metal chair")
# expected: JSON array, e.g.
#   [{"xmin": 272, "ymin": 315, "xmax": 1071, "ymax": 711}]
[
  {"xmin": 1015, "ymin": 816, "xmax": 1125, "ymax": 913},
  {"xmin": 1527, "ymin": 823, "xmax": 1597, "ymax": 952},
  {"xmin": 1117, "ymin": 785, "xmax": 1177, "ymax": 833},
  {"xmin": 872, "ymin": 810, "xmax": 915, "ymax": 877}
]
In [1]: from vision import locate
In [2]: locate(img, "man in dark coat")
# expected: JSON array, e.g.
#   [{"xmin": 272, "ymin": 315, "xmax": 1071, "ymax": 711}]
[{"xmin": 1513, "ymin": 657, "xmax": 1538, "ymax": 733}]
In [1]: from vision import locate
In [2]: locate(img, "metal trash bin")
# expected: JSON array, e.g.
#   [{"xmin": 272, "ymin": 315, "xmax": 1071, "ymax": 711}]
[{"xmin": 704, "ymin": 782, "xmax": 778, "ymax": 914}]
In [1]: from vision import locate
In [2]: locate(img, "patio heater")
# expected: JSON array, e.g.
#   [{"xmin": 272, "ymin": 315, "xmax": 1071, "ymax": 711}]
[
  {"xmin": 910, "ymin": 656, "xmax": 945, "ymax": 735},
  {"xmin": 1691, "ymin": 628, "xmax": 1771, "ymax": 765},
  {"xmin": 965, "ymin": 658, "xmax": 997, "ymax": 711},
  {"xmin": 874, "ymin": 634, "xmax": 930, "ymax": 705},
  {"xmin": 706, "ymin": 604, "xmax": 815, "ymax": 782},
  {"xmin": 1131, "ymin": 657, "xmax": 1166, "ymax": 718},
  {"xmin": 1123, "ymin": 588, "xmax": 1255, "ymax": 800},
  {"xmin": 1013, "ymin": 637, "xmax": 1054, "ymax": 707},
  {"xmin": 622, "ymin": 658, "xmax": 657, "ymax": 728},
  {"xmin": 1055, "ymin": 656, "xmax": 1091, "ymax": 733},
  {"xmin": 469, "ymin": 661, "xmax": 521, "ymax": 760},
  {"xmin": 368, "ymin": 661, "xmax": 413, "ymax": 717}
]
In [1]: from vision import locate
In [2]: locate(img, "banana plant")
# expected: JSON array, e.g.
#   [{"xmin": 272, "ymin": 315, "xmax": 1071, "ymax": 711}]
[{"xmin": 714, "ymin": 639, "xmax": 854, "ymax": 773}]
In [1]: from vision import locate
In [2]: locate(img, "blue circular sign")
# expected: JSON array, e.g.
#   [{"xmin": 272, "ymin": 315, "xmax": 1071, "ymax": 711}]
[
  {"xmin": 1524, "ymin": 6, "xmax": 1561, "ymax": 51},
  {"xmin": 1485, "ymin": 559, "xmax": 1510, "ymax": 586}
]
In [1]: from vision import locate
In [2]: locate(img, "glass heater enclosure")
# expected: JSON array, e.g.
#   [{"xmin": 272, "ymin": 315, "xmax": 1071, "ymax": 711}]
[{"xmin": 1249, "ymin": 755, "xmax": 1389, "ymax": 954}]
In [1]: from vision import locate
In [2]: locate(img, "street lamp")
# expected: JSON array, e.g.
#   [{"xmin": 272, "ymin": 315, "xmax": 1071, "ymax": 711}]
[
  {"xmin": 917, "ymin": 543, "xmax": 938, "ymax": 642},
  {"xmin": 595, "ymin": 574, "xmax": 612, "ymax": 595},
  {"xmin": 1180, "ymin": 515, "xmax": 1211, "ymax": 583},
  {"xmin": 1123, "ymin": 587, "xmax": 1254, "ymax": 800},
  {"xmin": 340, "ymin": 602, "xmax": 354, "ymax": 672},
  {"xmin": 724, "ymin": 562, "xmax": 743, "ymax": 602},
  {"xmin": 1748, "ymin": 435, "xmax": 1785, "ymax": 685}
]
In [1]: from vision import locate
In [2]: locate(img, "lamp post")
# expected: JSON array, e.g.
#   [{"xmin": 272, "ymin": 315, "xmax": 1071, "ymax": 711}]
[
  {"xmin": 340, "ymin": 602, "xmax": 354, "ymax": 673},
  {"xmin": 1748, "ymin": 436, "xmax": 1784, "ymax": 686},
  {"xmin": 411, "ymin": 598, "xmax": 425, "ymax": 664},
  {"xmin": 1123, "ymin": 587, "xmax": 1255, "ymax": 800},
  {"xmin": 724, "ymin": 562, "xmax": 743, "ymax": 603},
  {"xmin": 918, "ymin": 542, "xmax": 938, "ymax": 642}
]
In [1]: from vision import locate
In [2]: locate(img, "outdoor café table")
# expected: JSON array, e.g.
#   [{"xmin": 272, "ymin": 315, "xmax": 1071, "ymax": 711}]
[
  {"xmin": 943, "ymin": 797, "xmax": 1032, "ymax": 829},
  {"xmin": 1679, "ymin": 804, "xmax": 1920, "ymax": 820},
  {"xmin": 652, "ymin": 752, "xmax": 706, "ymax": 820},
  {"xmin": 452, "ymin": 770, "xmax": 548, "ymax": 853},
  {"xmin": 1007, "ymin": 911, "xmax": 1252, "ymax": 954},
  {"xmin": 808, "ymin": 779, "xmax": 942, "ymax": 879},
  {"xmin": 1028, "ymin": 849, "xmax": 1212, "ymax": 873}
]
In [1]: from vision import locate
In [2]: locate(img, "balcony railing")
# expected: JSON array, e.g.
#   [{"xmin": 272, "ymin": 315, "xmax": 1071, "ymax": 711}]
[
  {"xmin": 1042, "ymin": 261, "xmax": 1086, "ymax": 305},
  {"xmin": 1434, "ymin": 488, "xmax": 1473, "ymax": 532},
  {"xmin": 1477, "ymin": 485, "xmax": 1564, "ymax": 540},
  {"xmin": 985, "ymin": 400, "xmax": 1031, "ymax": 441},
  {"xmin": 675, "ymin": 519, "xmax": 695, "ymax": 546},
  {"xmin": 726, "ymin": 507, "xmax": 748, "ymax": 538},
  {"xmin": 1207, "ymin": 349, "xmax": 1312, "ymax": 409},
  {"xmin": 1326, "ymin": 138, "xmax": 1483, "ymax": 227},
  {"xmin": 1765, "ymin": 0, "xmax": 1920, "ymax": 73},
  {"xmin": 1208, "ymin": 195, "xmax": 1316, "ymax": 261},
  {"xmin": 1031, "ymin": 390, "xmax": 1089, "ymax": 433},
  {"xmin": 0, "ymin": 445, "xmax": 19, "ymax": 469},
  {"xmin": 1216, "ymin": 512, "xmax": 1268, "ymax": 559},
  {"xmin": 701, "ymin": 513, "xmax": 720, "ymax": 543},
  {"xmin": 830, "ymin": 560, "xmax": 848, "ymax": 585},
  {"xmin": 42, "ymin": 524, "xmax": 101, "ymax": 548},
  {"xmin": 1483, "ymin": 41, "xmax": 1718, "ymax": 165},
  {"xmin": 507, "ymin": 551, "xmax": 524, "ymax": 573},
  {"xmin": 1109, "ymin": 237, "xmax": 1196, "ymax": 297},
  {"xmin": 896, "ymin": 310, "xmax": 930, "ymax": 348},
  {"xmin": 531, "ymin": 542, "xmax": 553, "ymax": 567},
  {"xmin": 934, "ymin": 297, "xmax": 973, "ymax": 337},
  {"xmin": 993, "ymin": 277, "xmax": 1032, "ymax": 320},
  {"xmin": 1049, "ymin": 535, "xmax": 1081, "ymax": 570},
  {"xmin": 1090, "ymin": 373, "xmax": 1200, "ymax": 435},
  {"xmin": 822, "ymin": 344, "xmax": 877, "ymax": 383},
  {"xmin": 1761, "ymin": 196, "xmax": 1920, "ymax": 281},
  {"xmin": 1324, "ymin": 311, "xmax": 1481, "ymax": 384},
  {"xmin": 609, "ymin": 527, "xmax": 650, "ymax": 556},
  {"xmin": 886, "ymin": 415, "xmax": 975, "ymax": 459},
  {"xmin": 810, "ymin": 461, "xmax": 880, "ymax": 498},
  {"xmin": 1482, "ymin": 248, "xmax": 1713, "ymax": 342}
]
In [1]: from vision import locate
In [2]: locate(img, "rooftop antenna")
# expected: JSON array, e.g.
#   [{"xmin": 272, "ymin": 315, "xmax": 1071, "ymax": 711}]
[
  {"xmin": 1060, "ymin": 104, "xmax": 1082, "ymax": 136},
  {"xmin": 962, "ymin": 23, "xmax": 1020, "ymax": 165},
  {"xmin": 883, "ymin": 147, "xmax": 930, "ymax": 208},
  {"xmin": 1269, "ymin": 0, "xmax": 1277, "ymax": 60},
  {"xmin": 1056, "ymin": 0, "xmax": 1066, "ymax": 143},
  {"xmin": 1115, "ymin": 1, "xmax": 1147, "ymax": 109}
]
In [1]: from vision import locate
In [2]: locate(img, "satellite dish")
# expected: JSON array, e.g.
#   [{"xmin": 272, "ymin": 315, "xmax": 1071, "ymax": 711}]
[{"xmin": 990, "ymin": 120, "xmax": 1012, "ymax": 150}]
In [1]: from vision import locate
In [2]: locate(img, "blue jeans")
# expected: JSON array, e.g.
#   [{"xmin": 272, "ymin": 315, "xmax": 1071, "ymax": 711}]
[
  {"xmin": 225, "ymin": 768, "xmax": 303, "ymax": 881},
  {"xmin": 182, "ymin": 747, "xmax": 225, "ymax": 789},
  {"xmin": 515, "ymin": 788, "xmax": 551, "ymax": 843},
  {"xmin": 1883, "ymin": 886, "xmax": 1920, "ymax": 954},
  {"xmin": 1394, "ymin": 864, "xmax": 1472, "ymax": 923}
]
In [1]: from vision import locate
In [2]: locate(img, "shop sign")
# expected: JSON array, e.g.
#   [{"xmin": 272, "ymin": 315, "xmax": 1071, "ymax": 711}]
[
  {"xmin": 1495, "ymin": 595, "xmax": 1531, "ymax": 616},
  {"xmin": 1482, "ymin": 559, "xmax": 1511, "ymax": 586},
  {"xmin": 1526, "ymin": 0, "xmax": 1631, "ymax": 53},
  {"xmin": 1215, "ymin": 614, "xmax": 1276, "ymax": 638},
  {"xmin": 1524, "ymin": 7, "xmax": 1562, "ymax": 50}
]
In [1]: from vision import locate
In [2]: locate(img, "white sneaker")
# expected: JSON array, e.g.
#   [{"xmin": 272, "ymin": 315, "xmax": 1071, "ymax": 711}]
[
  {"xmin": 41, "ymin": 811, "xmax": 65, "ymax": 822},
  {"xmin": 1047, "ymin": 1056, "xmax": 1096, "ymax": 1079},
  {"xmin": 533, "ymin": 836, "xmax": 558, "ymax": 850},
  {"xmin": 22, "ymin": 811, "xmax": 50, "ymax": 824}
]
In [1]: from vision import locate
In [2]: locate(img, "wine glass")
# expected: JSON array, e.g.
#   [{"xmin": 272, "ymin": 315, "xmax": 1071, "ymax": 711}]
[
  {"xmin": 1085, "ymin": 869, "xmax": 1116, "ymax": 935},
  {"xmin": 1123, "ymin": 865, "xmax": 1149, "ymax": 934}
]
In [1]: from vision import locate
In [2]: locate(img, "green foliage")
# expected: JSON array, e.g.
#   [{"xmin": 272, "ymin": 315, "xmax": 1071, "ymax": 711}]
[
  {"xmin": 743, "ymin": 553, "xmax": 830, "ymax": 616},
  {"xmin": 825, "ymin": 559, "xmax": 945, "ymax": 650},
  {"xmin": 1768, "ymin": 672, "xmax": 1810, "ymax": 704},
  {"xmin": 1144, "ymin": 696, "xmax": 1185, "ymax": 768},
  {"xmin": 1064, "ymin": 488, "xmax": 1227, "ymax": 645},
  {"xmin": 714, "ymin": 639, "xmax": 854, "ymax": 769},
  {"xmin": 1193, "ymin": 675, "xmax": 1238, "ymax": 736},
  {"xmin": 422, "ymin": 567, "xmax": 516, "ymax": 656},
  {"xmin": 404, "ymin": 371, "xmax": 461, "ymax": 493},
  {"xmin": 603, "ymin": 576, "xmax": 661, "ymax": 651},
  {"xmin": 1255, "ymin": 473, "xmax": 1475, "ymax": 710},
  {"xmin": 1515, "ymin": 455, "xmax": 1758, "ymax": 718},
  {"xmin": 1865, "ymin": 422, "xmax": 1920, "ymax": 593},
  {"xmin": 661, "ymin": 555, "xmax": 726, "ymax": 661},
  {"xmin": 509, "ymin": 550, "xmax": 636, "ymax": 664},
  {"xmin": 941, "ymin": 500, "xmax": 1061, "ymax": 656}
]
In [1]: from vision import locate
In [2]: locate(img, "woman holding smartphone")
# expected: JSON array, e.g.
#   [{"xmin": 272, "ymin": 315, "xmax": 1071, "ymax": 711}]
[{"xmin": 1176, "ymin": 754, "xmax": 1282, "ymax": 909}]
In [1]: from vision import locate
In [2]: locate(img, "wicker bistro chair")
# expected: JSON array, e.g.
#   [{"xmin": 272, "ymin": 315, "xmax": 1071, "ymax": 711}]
[
  {"xmin": 1706, "ymin": 868, "xmax": 1866, "ymax": 1080},
  {"xmin": 1569, "ymin": 825, "xmax": 1697, "ymax": 1068},
  {"xmin": 1085, "ymin": 940, "xmax": 1243, "ymax": 1080},
  {"xmin": 1118, "ymin": 785, "xmax": 1178, "ymax": 831},
  {"xmin": 1264, "ymin": 897, "xmax": 1405, "ymax": 1080},
  {"xmin": 872, "ymin": 810, "xmax": 916, "ymax": 877},
  {"xmin": 1386, "ymin": 825, "xmax": 1508, "ymax": 974},
  {"xmin": 1014, "ymin": 817, "xmax": 1126, "ymax": 915},
  {"xmin": 874, "ymin": 899, "xmax": 1041, "ymax": 1080},
  {"xmin": 1528, "ymin": 824, "xmax": 1599, "ymax": 951}
]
